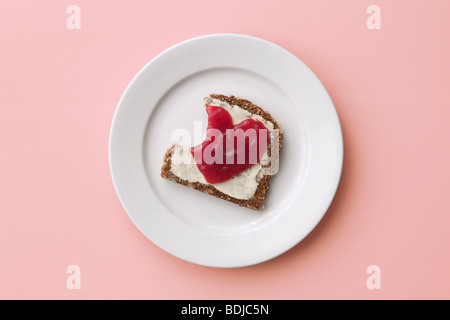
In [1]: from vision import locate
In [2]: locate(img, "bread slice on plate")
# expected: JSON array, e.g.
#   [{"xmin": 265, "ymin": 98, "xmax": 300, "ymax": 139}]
[{"xmin": 160, "ymin": 94, "xmax": 283, "ymax": 210}]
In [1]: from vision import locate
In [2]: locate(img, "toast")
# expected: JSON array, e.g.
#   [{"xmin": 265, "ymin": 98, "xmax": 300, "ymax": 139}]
[{"xmin": 160, "ymin": 94, "xmax": 283, "ymax": 210}]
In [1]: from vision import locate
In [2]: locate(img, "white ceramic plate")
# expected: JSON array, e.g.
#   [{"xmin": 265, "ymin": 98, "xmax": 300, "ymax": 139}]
[{"xmin": 109, "ymin": 34, "xmax": 343, "ymax": 268}]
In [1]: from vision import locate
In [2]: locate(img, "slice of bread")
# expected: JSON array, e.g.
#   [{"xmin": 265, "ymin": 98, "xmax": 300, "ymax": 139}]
[{"xmin": 160, "ymin": 94, "xmax": 283, "ymax": 210}]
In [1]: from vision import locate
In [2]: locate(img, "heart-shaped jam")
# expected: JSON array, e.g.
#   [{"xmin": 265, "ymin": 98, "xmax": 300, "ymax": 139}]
[{"xmin": 190, "ymin": 105, "xmax": 269, "ymax": 184}]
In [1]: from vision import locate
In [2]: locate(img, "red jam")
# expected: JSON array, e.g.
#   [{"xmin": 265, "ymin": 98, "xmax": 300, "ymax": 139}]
[{"xmin": 190, "ymin": 105, "xmax": 269, "ymax": 184}]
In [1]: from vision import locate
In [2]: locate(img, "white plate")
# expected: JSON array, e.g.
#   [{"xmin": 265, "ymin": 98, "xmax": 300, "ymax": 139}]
[{"xmin": 109, "ymin": 34, "xmax": 343, "ymax": 268}]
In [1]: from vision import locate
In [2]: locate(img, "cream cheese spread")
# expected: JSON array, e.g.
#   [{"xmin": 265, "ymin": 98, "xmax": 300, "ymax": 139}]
[{"xmin": 169, "ymin": 96, "xmax": 274, "ymax": 200}]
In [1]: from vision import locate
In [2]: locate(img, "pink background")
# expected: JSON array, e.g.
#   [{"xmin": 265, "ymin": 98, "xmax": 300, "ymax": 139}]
[{"xmin": 1, "ymin": 0, "xmax": 449, "ymax": 299}]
